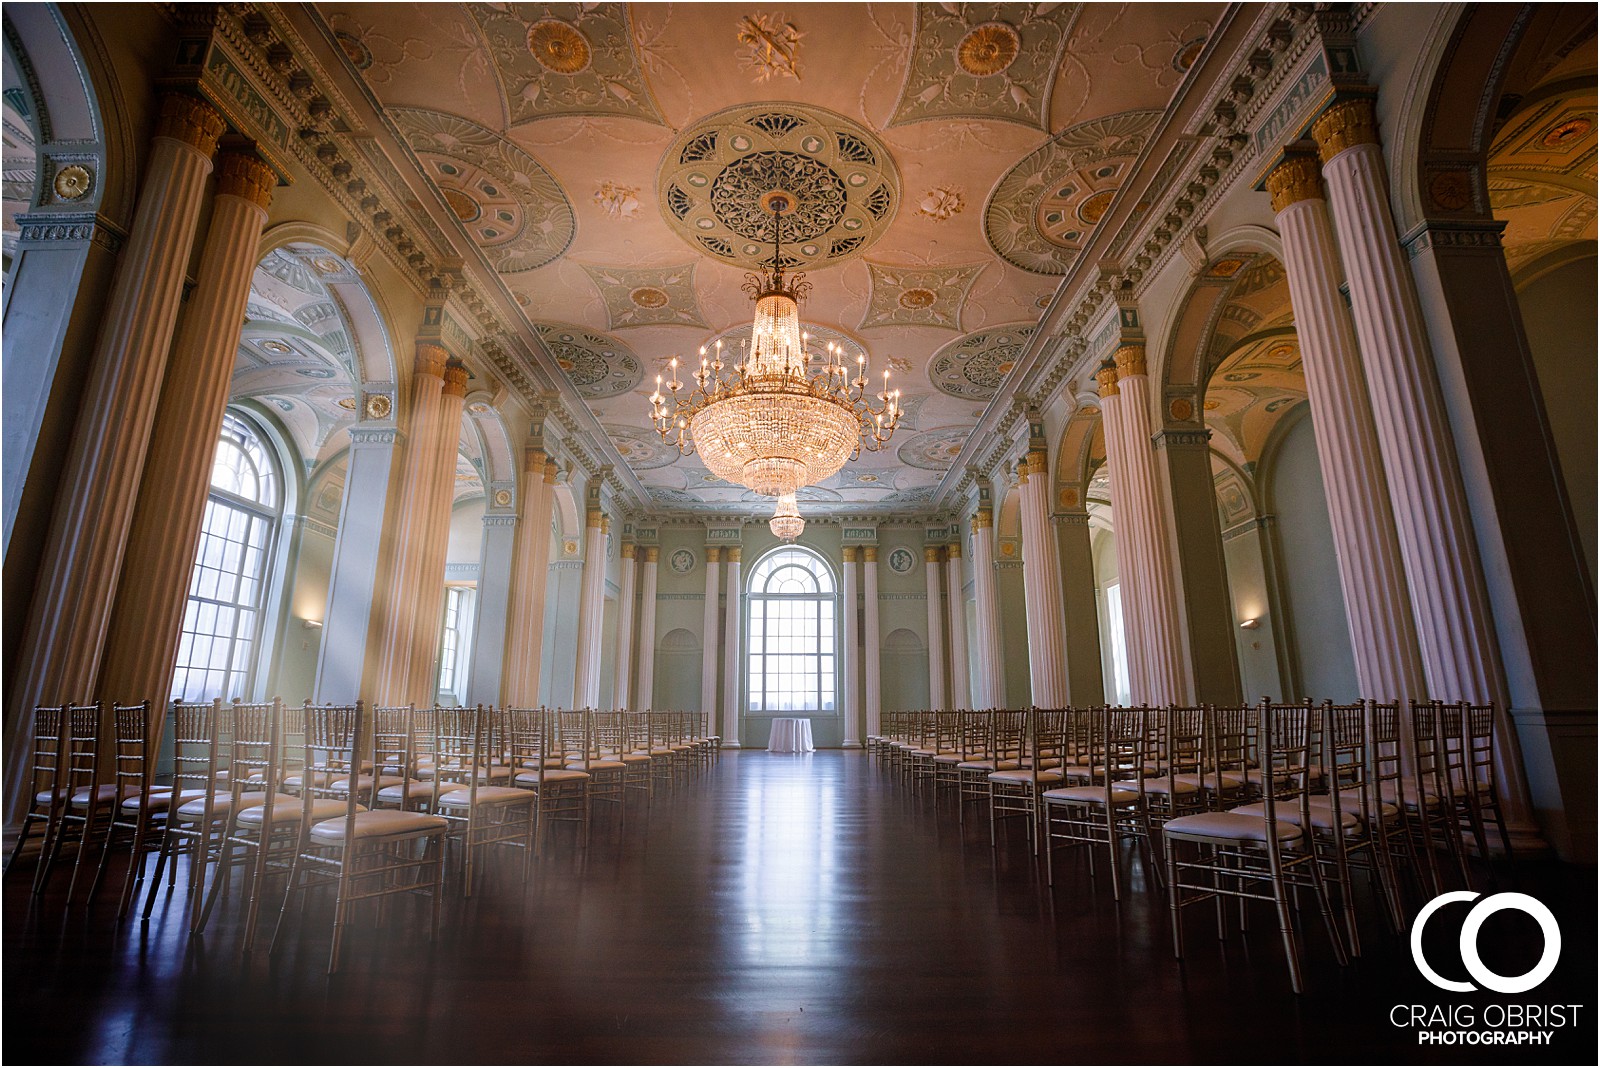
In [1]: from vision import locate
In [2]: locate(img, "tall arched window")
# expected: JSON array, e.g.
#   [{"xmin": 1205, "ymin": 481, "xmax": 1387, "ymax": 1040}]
[
  {"xmin": 170, "ymin": 411, "xmax": 283, "ymax": 701},
  {"xmin": 746, "ymin": 547, "xmax": 836, "ymax": 714}
]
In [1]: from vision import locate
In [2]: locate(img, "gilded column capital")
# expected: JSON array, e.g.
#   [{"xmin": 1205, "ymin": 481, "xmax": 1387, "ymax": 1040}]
[
  {"xmin": 923, "ymin": 545, "xmax": 943, "ymax": 563},
  {"xmin": 525, "ymin": 446, "xmax": 547, "ymax": 472},
  {"xmin": 600, "ymin": 516, "xmax": 611, "ymax": 535},
  {"xmin": 1312, "ymin": 97, "xmax": 1379, "ymax": 163},
  {"xmin": 842, "ymin": 545, "xmax": 858, "ymax": 563},
  {"xmin": 586, "ymin": 508, "xmax": 604, "ymax": 529},
  {"xmin": 972, "ymin": 507, "xmax": 993, "ymax": 530},
  {"xmin": 1265, "ymin": 154, "xmax": 1323, "ymax": 213},
  {"xmin": 215, "ymin": 152, "xmax": 275, "ymax": 210},
  {"xmin": 1016, "ymin": 458, "xmax": 1030, "ymax": 485},
  {"xmin": 155, "ymin": 93, "xmax": 226, "ymax": 156},
  {"xmin": 946, "ymin": 542, "xmax": 962, "ymax": 560},
  {"xmin": 644, "ymin": 546, "xmax": 660, "ymax": 563},
  {"xmin": 726, "ymin": 547, "xmax": 741, "ymax": 563},
  {"xmin": 415, "ymin": 343, "xmax": 449, "ymax": 379},
  {"xmin": 706, "ymin": 546, "xmax": 722, "ymax": 563},
  {"xmin": 621, "ymin": 542, "xmax": 636, "ymax": 560},
  {"xmin": 1095, "ymin": 363, "xmax": 1120, "ymax": 397},
  {"xmin": 1114, "ymin": 344, "xmax": 1147, "ymax": 379},
  {"xmin": 1026, "ymin": 448, "xmax": 1049, "ymax": 476},
  {"xmin": 863, "ymin": 546, "xmax": 878, "ymax": 562},
  {"xmin": 441, "ymin": 359, "xmax": 470, "ymax": 398},
  {"xmin": 543, "ymin": 460, "xmax": 560, "ymax": 484}
]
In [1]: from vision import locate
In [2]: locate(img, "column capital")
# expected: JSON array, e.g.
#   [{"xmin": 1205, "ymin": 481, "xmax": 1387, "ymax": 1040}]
[
  {"xmin": 1265, "ymin": 153, "xmax": 1323, "ymax": 213},
  {"xmin": 1113, "ymin": 343, "xmax": 1147, "ymax": 379},
  {"xmin": 621, "ymin": 541, "xmax": 635, "ymax": 559},
  {"xmin": 972, "ymin": 507, "xmax": 993, "ymax": 530},
  {"xmin": 706, "ymin": 546, "xmax": 722, "ymax": 563},
  {"xmin": 726, "ymin": 547, "xmax": 741, "ymax": 563},
  {"xmin": 586, "ymin": 508, "xmax": 604, "ymax": 529},
  {"xmin": 923, "ymin": 545, "xmax": 943, "ymax": 563},
  {"xmin": 543, "ymin": 460, "xmax": 560, "ymax": 484},
  {"xmin": 1015, "ymin": 457, "xmax": 1030, "ymax": 485},
  {"xmin": 842, "ymin": 545, "xmax": 858, "ymax": 563},
  {"xmin": 1312, "ymin": 96, "xmax": 1379, "ymax": 163},
  {"xmin": 524, "ymin": 446, "xmax": 546, "ymax": 470},
  {"xmin": 215, "ymin": 151, "xmax": 276, "ymax": 210},
  {"xmin": 946, "ymin": 541, "xmax": 962, "ymax": 560},
  {"xmin": 415, "ymin": 342, "xmax": 449, "ymax": 379},
  {"xmin": 441, "ymin": 359, "xmax": 470, "ymax": 397},
  {"xmin": 644, "ymin": 546, "xmax": 660, "ymax": 563},
  {"xmin": 155, "ymin": 93, "xmax": 226, "ymax": 155},
  {"xmin": 600, "ymin": 515, "xmax": 611, "ymax": 535},
  {"xmin": 1095, "ymin": 362, "xmax": 1120, "ymax": 397},
  {"xmin": 863, "ymin": 546, "xmax": 878, "ymax": 562}
]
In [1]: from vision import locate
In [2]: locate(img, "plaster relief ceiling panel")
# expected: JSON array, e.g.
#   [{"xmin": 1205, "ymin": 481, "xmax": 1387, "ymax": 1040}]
[{"xmin": 313, "ymin": 1, "xmax": 1229, "ymax": 517}]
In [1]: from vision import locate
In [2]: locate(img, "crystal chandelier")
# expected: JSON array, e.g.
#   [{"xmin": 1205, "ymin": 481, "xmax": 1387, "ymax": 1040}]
[{"xmin": 648, "ymin": 191, "xmax": 901, "ymax": 540}]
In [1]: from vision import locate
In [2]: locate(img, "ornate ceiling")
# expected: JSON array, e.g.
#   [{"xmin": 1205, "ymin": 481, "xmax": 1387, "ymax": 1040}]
[{"xmin": 311, "ymin": 1, "xmax": 1224, "ymax": 516}]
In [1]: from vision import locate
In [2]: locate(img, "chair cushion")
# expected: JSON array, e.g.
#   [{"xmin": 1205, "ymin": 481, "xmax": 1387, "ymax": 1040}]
[
  {"xmin": 513, "ymin": 769, "xmax": 590, "ymax": 787},
  {"xmin": 987, "ymin": 768, "xmax": 1065, "ymax": 785},
  {"xmin": 69, "ymin": 784, "xmax": 152, "ymax": 806},
  {"xmin": 1162, "ymin": 811, "xmax": 1304, "ymax": 844},
  {"xmin": 328, "ymin": 774, "xmax": 412, "ymax": 793},
  {"xmin": 957, "ymin": 759, "xmax": 1019, "ymax": 772},
  {"xmin": 375, "ymin": 781, "xmax": 438, "ymax": 803},
  {"xmin": 1316, "ymin": 789, "xmax": 1400, "ymax": 818},
  {"xmin": 122, "ymin": 788, "xmax": 207, "ymax": 812},
  {"xmin": 1043, "ymin": 785, "xmax": 1140, "ymax": 806},
  {"xmin": 308, "ymin": 809, "xmax": 448, "ymax": 841},
  {"xmin": 176, "ymin": 791, "xmax": 298, "ymax": 818},
  {"xmin": 435, "ymin": 786, "xmax": 537, "ymax": 809},
  {"xmin": 568, "ymin": 759, "xmax": 627, "ymax": 772},
  {"xmin": 1231, "ymin": 800, "xmax": 1360, "ymax": 832},
  {"xmin": 237, "ymin": 798, "xmax": 365, "ymax": 825},
  {"xmin": 1115, "ymin": 777, "xmax": 1201, "ymax": 796}
]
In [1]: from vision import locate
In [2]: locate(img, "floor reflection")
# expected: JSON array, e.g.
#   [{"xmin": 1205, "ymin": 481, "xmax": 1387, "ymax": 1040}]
[{"xmin": 737, "ymin": 754, "xmax": 840, "ymax": 970}]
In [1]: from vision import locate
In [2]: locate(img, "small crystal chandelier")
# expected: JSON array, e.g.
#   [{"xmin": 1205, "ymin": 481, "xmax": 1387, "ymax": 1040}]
[{"xmin": 648, "ymin": 191, "xmax": 901, "ymax": 539}]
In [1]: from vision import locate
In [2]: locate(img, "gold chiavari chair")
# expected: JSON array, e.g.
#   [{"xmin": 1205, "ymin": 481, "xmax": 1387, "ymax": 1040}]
[
  {"xmin": 432, "ymin": 705, "xmax": 538, "ymax": 894},
  {"xmin": 1407, "ymin": 699, "xmax": 1471, "ymax": 895},
  {"xmin": 1461, "ymin": 702, "xmax": 1514, "ymax": 868},
  {"xmin": 619, "ymin": 711, "xmax": 656, "ymax": 801},
  {"xmin": 1164, "ymin": 700, "xmax": 1348, "ymax": 994},
  {"xmin": 85, "ymin": 702, "xmax": 170, "ymax": 916},
  {"xmin": 565, "ymin": 709, "xmax": 626, "ymax": 830},
  {"xmin": 507, "ymin": 707, "xmax": 590, "ymax": 855},
  {"xmin": 1042, "ymin": 705, "xmax": 1150, "ymax": 896},
  {"xmin": 144, "ymin": 699, "xmax": 229, "ymax": 928},
  {"xmin": 372, "ymin": 706, "xmax": 439, "ymax": 811},
  {"xmin": 33, "ymin": 702, "xmax": 108, "ymax": 898},
  {"xmin": 987, "ymin": 709, "xmax": 1065, "ymax": 854},
  {"xmin": 950, "ymin": 709, "xmax": 997, "ymax": 825},
  {"xmin": 5, "ymin": 705, "xmax": 68, "ymax": 885},
  {"xmin": 269, "ymin": 702, "xmax": 448, "ymax": 973}
]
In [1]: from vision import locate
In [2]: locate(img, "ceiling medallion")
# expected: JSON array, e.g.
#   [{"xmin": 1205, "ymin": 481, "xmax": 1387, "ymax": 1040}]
[
  {"xmin": 337, "ymin": 396, "xmax": 358, "ymax": 411},
  {"xmin": 630, "ymin": 287, "xmax": 669, "ymax": 308},
  {"xmin": 658, "ymin": 102, "xmax": 899, "ymax": 272},
  {"xmin": 494, "ymin": 489, "xmax": 513, "ymax": 507},
  {"xmin": 898, "ymin": 288, "xmax": 937, "ymax": 309},
  {"xmin": 648, "ymin": 196, "xmax": 902, "ymax": 540},
  {"xmin": 957, "ymin": 23, "xmax": 1021, "ymax": 77},
  {"xmin": 527, "ymin": 20, "xmax": 592, "ymax": 75},
  {"xmin": 364, "ymin": 394, "xmax": 393, "ymax": 420},
  {"xmin": 52, "ymin": 164, "xmax": 93, "ymax": 201}
]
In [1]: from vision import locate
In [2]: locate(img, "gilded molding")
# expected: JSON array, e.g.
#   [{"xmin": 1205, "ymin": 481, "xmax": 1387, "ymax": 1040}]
[
  {"xmin": 1096, "ymin": 363, "xmax": 1120, "ymax": 397},
  {"xmin": 601, "ymin": 516, "xmax": 611, "ymax": 534},
  {"xmin": 215, "ymin": 152, "xmax": 276, "ymax": 210},
  {"xmin": 1266, "ymin": 154, "xmax": 1322, "ymax": 213},
  {"xmin": 1026, "ymin": 448, "xmax": 1048, "ymax": 474},
  {"xmin": 842, "ymin": 546, "xmax": 858, "ymax": 563},
  {"xmin": 441, "ymin": 360, "xmax": 470, "ymax": 397},
  {"xmin": 1113, "ymin": 344, "xmax": 1147, "ymax": 379},
  {"xmin": 155, "ymin": 93, "xmax": 226, "ymax": 156},
  {"xmin": 1312, "ymin": 97, "xmax": 1378, "ymax": 162}
]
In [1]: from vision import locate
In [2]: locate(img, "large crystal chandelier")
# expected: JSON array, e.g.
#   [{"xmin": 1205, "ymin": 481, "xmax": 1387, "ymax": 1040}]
[{"xmin": 648, "ymin": 191, "xmax": 901, "ymax": 540}]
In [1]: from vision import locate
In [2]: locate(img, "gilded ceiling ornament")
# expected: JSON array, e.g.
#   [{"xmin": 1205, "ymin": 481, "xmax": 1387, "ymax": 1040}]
[
  {"xmin": 1168, "ymin": 397, "xmax": 1195, "ymax": 422},
  {"xmin": 604, "ymin": 424, "xmax": 678, "ymax": 470},
  {"xmin": 859, "ymin": 261, "xmax": 984, "ymax": 331},
  {"xmin": 390, "ymin": 108, "xmax": 575, "ymax": 273},
  {"xmin": 737, "ymin": 13, "xmax": 803, "ymax": 83},
  {"xmin": 465, "ymin": 2, "xmax": 663, "ymax": 126},
  {"xmin": 984, "ymin": 109, "xmax": 1160, "ymax": 274},
  {"xmin": 915, "ymin": 186, "xmax": 965, "ymax": 221},
  {"xmin": 364, "ymin": 394, "xmax": 393, "ymax": 420},
  {"xmin": 957, "ymin": 23, "xmax": 1021, "ymax": 77},
  {"xmin": 580, "ymin": 263, "xmax": 707, "ymax": 329},
  {"xmin": 533, "ymin": 322, "xmax": 643, "ymax": 398},
  {"xmin": 889, "ymin": 4, "xmax": 1078, "ymax": 130},
  {"xmin": 928, "ymin": 323, "xmax": 1037, "ymax": 400},
  {"xmin": 337, "ymin": 397, "xmax": 358, "ymax": 411},
  {"xmin": 51, "ymin": 164, "xmax": 93, "ymax": 201},
  {"xmin": 493, "ymin": 488, "xmax": 513, "ymax": 507},
  {"xmin": 527, "ymin": 20, "xmax": 592, "ymax": 75},
  {"xmin": 1428, "ymin": 170, "xmax": 1474, "ymax": 212},
  {"xmin": 657, "ymin": 102, "xmax": 899, "ymax": 272},
  {"xmin": 1542, "ymin": 117, "xmax": 1592, "ymax": 148},
  {"xmin": 896, "ymin": 426, "xmax": 972, "ymax": 472},
  {"xmin": 593, "ymin": 180, "xmax": 642, "ymax": 220}
]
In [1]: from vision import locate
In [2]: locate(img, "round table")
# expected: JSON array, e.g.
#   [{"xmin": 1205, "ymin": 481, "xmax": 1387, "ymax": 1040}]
[{"xmin": 768, "ymin": 717, "xmax": 815, "ymax": 753}]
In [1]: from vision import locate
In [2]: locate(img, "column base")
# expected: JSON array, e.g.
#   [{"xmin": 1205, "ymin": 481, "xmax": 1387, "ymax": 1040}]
[
  {"xmin": 841, "ymin": 739, "xmax": 861, "ymax": 749},
  {"xmin": 722, "ymin": 740, "xmax": 742, "ymax": 749}
]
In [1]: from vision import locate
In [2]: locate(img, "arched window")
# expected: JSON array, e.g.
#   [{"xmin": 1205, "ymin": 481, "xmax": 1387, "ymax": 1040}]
[
  {"xmin": 170, "ymin": 411, "xmax": 283, "ymax": 701},
  {"xmin": 746, "ymin": 547, "xmax": 836, "ymax": 714}
]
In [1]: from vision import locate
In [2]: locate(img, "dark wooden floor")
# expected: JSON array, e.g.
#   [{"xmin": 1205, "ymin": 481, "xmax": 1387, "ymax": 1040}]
[{"xmin": 5, "ymin": 751, "xmax": 1594, "ymax": 1065}]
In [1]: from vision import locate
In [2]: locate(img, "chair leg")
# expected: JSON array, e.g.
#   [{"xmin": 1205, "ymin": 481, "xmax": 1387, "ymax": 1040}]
[
  {"xmin": 268, "ymin": 847, "xmax": 306, "ymax": 956},
  {"xmin": 1106, "ymin": 806, "xmax": 1121, "ymax": 902},
  {"xmin": 88, "ymin": 815, "xmax": 123, "ymax": 904},
  {"xmin": 1166, "ymin": 838, "xmax": 1183, "ymax": 960},
  {"xmin": 143, "ymin": 822, "xmax": 178, "ymax": 921},
  {"xmin": 3, "ymin": 812, "xmax": 41, "ymax": 878},
  {"xmin": 196, "ymin": 834, "xmax": 238, "ymax": 935},
  {"xmin": 33, "ymin": 806, "xmax": 72, "ymax": 896},
  {"xmin": 241, "ymin": 830, "xmax": 272, "ymax": 954},
  {"xmin": 67, "ymin": 803, "xmax": 104, "ymax": 903},
  {"xmin": 116, "ymin": 818, "xmax": 153, "ymax": 918},
  {"xmin": 327, "ymin": 861, "xmax": 353, "ymax": 975},
  {"xmin": 1271, "ymin": 870, "xmax": 1306, "ymax": 995}
]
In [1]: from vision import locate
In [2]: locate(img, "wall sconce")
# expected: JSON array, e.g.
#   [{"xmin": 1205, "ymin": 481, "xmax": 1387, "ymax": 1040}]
[
  {"xmin": 1239, "ymin": 618, "xmax": 1260, "ymax": 630},
  {"xmin": 301, "ymin": 618, "xmax": 324, "ymax": 630}
]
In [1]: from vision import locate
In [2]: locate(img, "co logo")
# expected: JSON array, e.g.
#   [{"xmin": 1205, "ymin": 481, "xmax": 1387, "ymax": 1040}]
[{"xmin": 1411, "ymin": 891, "xmax": 1561, "ymax": 994}]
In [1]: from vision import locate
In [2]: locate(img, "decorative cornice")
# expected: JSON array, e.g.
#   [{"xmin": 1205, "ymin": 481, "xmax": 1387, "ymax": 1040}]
[
  {"xmin": 482, "ymin": 514, "xmax": 518, "ymax": 528},
  {"xmin": 1401, "ymin": 219, "xmax": 1507, "ymax": 259},
  {"xmin": 1152, "ymin": 428, "xmax": 1212, "ymax": 450},
  {"xmin": 293, "ymin": 514, "xmax": 338, "ymax": 539},
  {"xmin": 14, "ymin": 211, "xmax": 125, "ymax": 253},
  {"xmin": 348, "ymin": 426, "xmax": 399, "ymax": 446}
]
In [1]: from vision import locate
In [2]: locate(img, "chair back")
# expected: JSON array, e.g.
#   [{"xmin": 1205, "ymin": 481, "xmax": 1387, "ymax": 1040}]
[
  {"xmin": 372, "ymin": 705, "xmax": 416, "ymax": 780},
  {"xmin": 62, "ymin": 702, "xmax": 106, "ymax": 807},
  {"xmin": 25, "ymin": 704, "xmax": 69, "ymax": 806},
  {"xmin": 1256, "ymin": 700, "xmax": 1318, "ymax": 863},
  {"xmin": 1027, "ymin": 708, "xmax": 1066, "ymax": 773},
  {"xmin": 1463, "ymin": 702, "xmax": 1498, "ymax": 808},
  {"xmin": 1321, "ymin": 700, "xmax": 1368, "ymax": 838},
  {"xmin": 298, "ymin": 702, "xmax": 365, "ymax": 840},
  {"xmin": 169, "ymin": 699, "xmax": 227, "ymax": 823},
  {"xmin": 433, "ymin": 705, "xmax": 487, "ymax": 807},
  {"xmin": 990, "ymin": 710, "xmax": 1025, "ymax": 769},
  {"xmin": 227, "ymin": 699, "xmax": 282, "ymax": 819},
  {"xmin": 109, "ymin": 701, "xmax": 160, "ymax": 813},
  {"xmin": 1207, "ymin": 704, "xmax": 1252, "ymax": 799},
  {"xmin": 1408, "ymin": 700, "xmax": 1458, "ymax": 810},
  {"xmin": 593, "ymin": 709, "xmax": 624, "ymax": 760}
]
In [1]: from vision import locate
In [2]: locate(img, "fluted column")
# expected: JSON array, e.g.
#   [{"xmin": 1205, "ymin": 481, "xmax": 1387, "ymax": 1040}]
[
  {"xmin": 721, "ymin": 547, "xmax": 742, "ymax": 744},
  {"xmin": 572, "ymin": 511, "xmax": 608, "ymax": 708},
  {"xmin": 1313, "ymin": 98, "xmax": 1534, "ymax": 834},
  {"xmin": 635, "ymin": 547, "xmax": 660, "ymax": 712},
  {"xmin": 945, "ymin": 542, "xmax": 971, "ymax": 709},
  {"xmin": 862, "ymin": 547, "xmax": 882, "ymax": 738},
  {"xmin": 924, "ymin": 546, "xmax": 947, "ymax": 710},
  {"xmin": 840, "ymin": 546, "xmax": 861, "ymax": 746},
  {"xmin": 1017, "ymin": 453, "xmax": 1071, "ymax": 707},
  {"xmin": 98, "ymin": 150, "xmax": 276, "ymax": 703},
  {"xmin": 1055, "ymin": 510, "xmax": 1106, "ymax": 705},
  {"xmin": 7, "ymin": 93, "xmax": 224, "ymax": 759},
  {"xmin": 502, "ymin": 451, "xmax": 557, "ymax": 706},
  {"xmin": 1098, "ymin": 352, "xmax": 1188, "ymax": 704},
  {"xmin": 373, "ymin": 345, "xmax": 448, "ymax": 705},
  {"xmin": 1096, "ymin": 369, "xmax": 1151, "ymax": 701},
  {"xmin": 407, "ymin": 361, "xmax": 468, "ymax": 701},
  {"xmin": 613, "ymin": 542, "xmax": 638, "ymax": 709},
  {"xmin": 700, "ymin": 547, "xmax": 721, "ymax": 718},
  {"xmin": 970, "ymin": 508, "xmax": 1003, "ymax": 707},
  {"xmin": 1267, "ymin": 153, "xmax": 1427, "ymax": 708}
]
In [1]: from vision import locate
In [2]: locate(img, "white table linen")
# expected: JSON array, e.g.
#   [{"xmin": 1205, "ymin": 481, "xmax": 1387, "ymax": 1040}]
[{"xmin": 768, "ymin": 717, "xmax": 815, "ymax": 753}]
